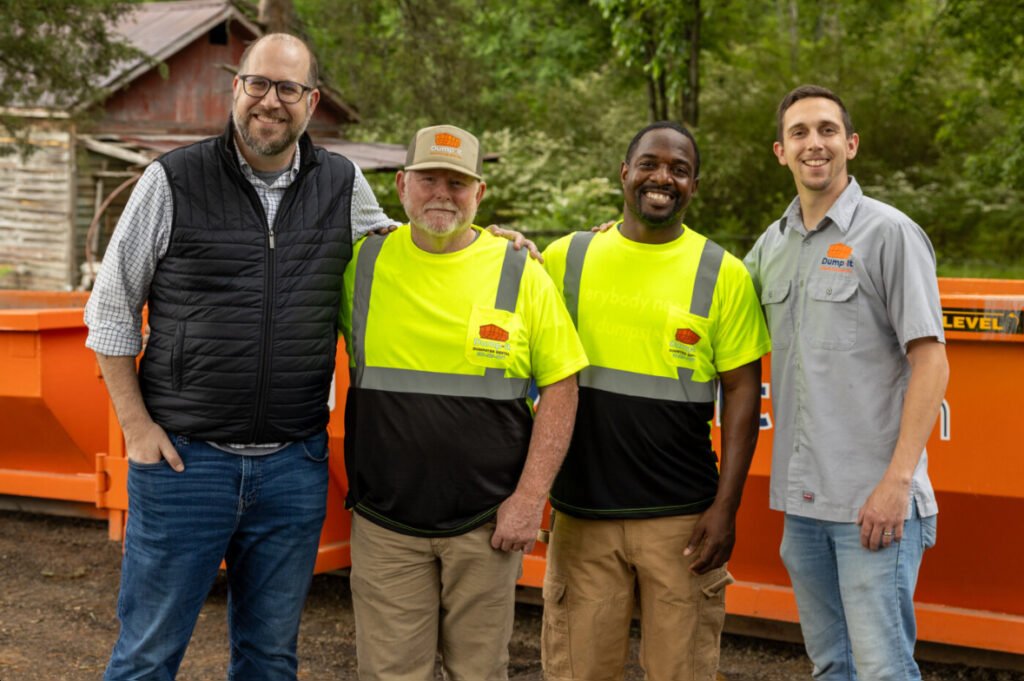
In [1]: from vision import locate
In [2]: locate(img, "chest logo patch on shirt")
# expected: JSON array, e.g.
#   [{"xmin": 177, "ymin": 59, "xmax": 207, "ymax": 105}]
[
  {"xmin": 820, "ymin": 243, "xmax": 854, "ymax": 273},
  {"xmin": 471, "ymin": 323, "xmax": 512, "ymax": 362},
  {"xmin": 668, "ymin": 327, "xmax": 700, "ymax": 361},
  {"xmin": 465, "ymin": 306, "xmax": 522, "ymax": 369}
]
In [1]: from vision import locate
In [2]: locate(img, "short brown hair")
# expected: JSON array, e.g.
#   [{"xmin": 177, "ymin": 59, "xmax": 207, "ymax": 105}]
[
  {"xmin": 238, "ymin": 33, "xmax": 318, "ymax": 87},
  {"xmin": 776, "ymin": 84, "xmax": 854, "ymax": 142}
]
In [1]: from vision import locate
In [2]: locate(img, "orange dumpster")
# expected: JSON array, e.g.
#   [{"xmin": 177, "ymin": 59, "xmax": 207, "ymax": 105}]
[
  {"xmin": 524, "ymin": 277, "xmax": 1024, "ymax": 656},
  {"xmin": 0, "ymin": 278, "xmax": 1021, "ymax": 656},
  {"xmin": 0, "ymin": 292, "xmax": 111, "ymax": 521}
]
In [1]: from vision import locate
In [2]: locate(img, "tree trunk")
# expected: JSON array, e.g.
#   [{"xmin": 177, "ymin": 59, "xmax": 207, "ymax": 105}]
[
  {"xmin": 645, "ymin": 39, "xmax": 665, "ymax": 122},
  {"xmin": 788, "ymin": 0, "xmax": 799, "ymax": 75},
  {"xmin": 647, "ymin": 73, "xmax": 659, "ymax": 123},
  {"xmin": 657, "ymin": 69, "xmax": 668, "ymax": 120},
  {"xmin": 685, "ymin": 0, "xmax": 701, "ymax": 126},
  {"xmin": 259, "ymin": 0, "xmax": 294, "ymax": 34}
]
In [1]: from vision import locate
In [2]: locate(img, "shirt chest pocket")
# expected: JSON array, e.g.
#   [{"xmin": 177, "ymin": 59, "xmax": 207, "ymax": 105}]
[
  {"xmin": 761, "ymin": 280, "xmax": 793, "ymax": 350},
  {"xmin": 806, "ymin": 275, "xmax": 859, "ymax": 350},
  {"xmin": 661, "ymin": 305, "xmax": 716, "ymax": 382},
  {"xmin": 464, "ymin": 306, "xmax": 526, "ymax": 370}
]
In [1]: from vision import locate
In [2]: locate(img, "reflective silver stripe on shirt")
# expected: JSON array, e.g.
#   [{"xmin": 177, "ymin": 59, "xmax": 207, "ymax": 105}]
[
  {"xmin": 493, "ymin": 240, "xmax": 527, "ymax": 312},
  {"xmin": 581, "ymin": 366, "xmax": 715, "ymax": 402},
  {"xmin": 690, "ymin": 240, "xmax": 724, "ymax": 317},
  {"xmin": 564, "ymin": 231, "xmax": 723, "ymax": 403},
  {"xmin": 563, "ymin": 231, "xmax": 596, "ymax": 326},
  {"xmin": 351, "ymin": 233, "xmax": 530, "ymax": 399},
  {"xmin": 485, "ymin": 242, "xmax": 528, "ymax": 381},
  {"xmin": 351, "ymin": 233, "xmax": 388, "ymax": 388},
  {"xmin": 359, "ymin": 366, "xmax": 530, "ymax": 399}
]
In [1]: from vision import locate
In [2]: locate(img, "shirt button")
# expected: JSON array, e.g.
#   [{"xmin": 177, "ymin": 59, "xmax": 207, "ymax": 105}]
[{"xmin": 826, "ymin": 287, "xmax": 832, "ymax": 295}]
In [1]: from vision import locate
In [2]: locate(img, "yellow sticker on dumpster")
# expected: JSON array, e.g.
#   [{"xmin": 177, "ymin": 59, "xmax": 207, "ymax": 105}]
[{"xmin": 941, "ymin": 308, "xmax": 1022, "ymax": 335}]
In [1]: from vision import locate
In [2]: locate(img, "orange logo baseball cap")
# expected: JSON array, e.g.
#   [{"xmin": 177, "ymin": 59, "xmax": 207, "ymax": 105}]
[
  {"xmin": 827, "ymin": 243, "xmax": 853, "ymax": 259},
  {"xmin": 405, "ymin": 124, "xmax": 483, "ymax": 180}
]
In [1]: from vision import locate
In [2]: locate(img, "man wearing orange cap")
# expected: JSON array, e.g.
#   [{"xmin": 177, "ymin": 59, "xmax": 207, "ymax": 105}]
[{"xmin": 338, "ymin": 124, "xmax": 588, "ymax": 680}]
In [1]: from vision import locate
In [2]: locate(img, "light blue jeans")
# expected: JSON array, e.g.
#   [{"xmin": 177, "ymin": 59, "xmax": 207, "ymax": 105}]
[
  {"xmin": 104, "ymin": 430, "xmax": 330, "ymax": 681},
  {"xmin": 780, "ymin": 504, "xmax": 937, "ymax": 681}
]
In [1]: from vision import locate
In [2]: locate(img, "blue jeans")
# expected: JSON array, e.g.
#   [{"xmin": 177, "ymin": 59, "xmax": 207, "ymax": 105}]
[
  {"xmin": 104, "ymin": 430, "xmax": 329, "ymax": 681},
  {"xmin": 780, "ymin": 504, "xmax": 937, "ymax": 681}
]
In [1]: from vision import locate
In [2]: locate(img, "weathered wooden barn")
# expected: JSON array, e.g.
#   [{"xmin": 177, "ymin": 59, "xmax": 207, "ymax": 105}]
[{"xmin": 0, "ymin": 0, "xmax": 404, "ymax": 290}]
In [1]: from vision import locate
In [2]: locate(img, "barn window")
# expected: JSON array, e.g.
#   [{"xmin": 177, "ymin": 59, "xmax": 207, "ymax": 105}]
[{"xmin": 209, "ymin": 22, "xmax": 228, "ymax": 45}]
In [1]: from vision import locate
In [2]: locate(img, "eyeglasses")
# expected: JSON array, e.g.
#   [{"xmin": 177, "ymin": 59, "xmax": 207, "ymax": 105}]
[{"xmin": 238, "ymin": 75, "xmax": 313, "ymax": 104}]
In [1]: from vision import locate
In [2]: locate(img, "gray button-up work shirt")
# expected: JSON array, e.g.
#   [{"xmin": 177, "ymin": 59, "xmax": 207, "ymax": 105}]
[{"xmin": 744, "ymin": 178, "xmax": 944, "ymax": 523}]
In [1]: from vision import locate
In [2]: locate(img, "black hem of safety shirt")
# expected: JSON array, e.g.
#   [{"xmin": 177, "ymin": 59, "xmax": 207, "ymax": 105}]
[
  {"xmin": 549, "ymin": 495, "xmax": 716, "ymax": 521},
  {"xmin": 351, "ymin": 504, "xmax": 498, "ymax": 538}
]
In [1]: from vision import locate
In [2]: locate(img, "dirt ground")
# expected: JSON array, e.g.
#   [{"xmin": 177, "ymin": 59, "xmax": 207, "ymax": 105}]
[{"xmin": 0, "ymin": 511, "xmax": 1020, "ymax": 681}]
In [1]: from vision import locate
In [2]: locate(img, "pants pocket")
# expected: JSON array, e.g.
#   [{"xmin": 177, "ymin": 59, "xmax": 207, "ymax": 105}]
[
  {"xmin": 541, "ymin": 575, "xmax": 571, "ymax": 677},
  {"xmin": 921, "ymin": 514, "xmax": 938, "ymax": 550},
  {"xmin": 694, "ymin": 566, "xmax": 733, "ymax": 680},
  {"xmin": 301, "ymin": 430, "xmax": 330, "ymax": 463}
]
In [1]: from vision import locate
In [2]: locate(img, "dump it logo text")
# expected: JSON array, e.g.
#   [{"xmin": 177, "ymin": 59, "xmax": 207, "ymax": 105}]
[
  {"xmin": 432, "ymin": 132, "xmax": 463, "ymax": 158},
  {"xmin": 820, "ymin": 242, "xmax": 854, "ymax": 272}
]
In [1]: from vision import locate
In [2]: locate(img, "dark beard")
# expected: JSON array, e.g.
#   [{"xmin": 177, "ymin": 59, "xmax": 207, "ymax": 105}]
[
  {"xmin": 233, "ymin": 110, "xmax": 301, "ymax": 157},
  {"xmin": 630, "ymin": 189, "xmax": 684, "ymax": 228}
]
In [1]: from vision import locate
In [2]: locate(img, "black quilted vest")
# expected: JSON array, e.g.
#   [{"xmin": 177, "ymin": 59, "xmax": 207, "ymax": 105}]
[{"xmin": 138, "ymin": 123, "xmax": 355, "ymax": 443}]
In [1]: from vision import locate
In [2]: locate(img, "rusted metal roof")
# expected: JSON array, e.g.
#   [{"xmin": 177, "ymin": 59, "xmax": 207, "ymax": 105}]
[{"xmin": 103, "ymin": 0, "xmax": 253, "ymax": 92}]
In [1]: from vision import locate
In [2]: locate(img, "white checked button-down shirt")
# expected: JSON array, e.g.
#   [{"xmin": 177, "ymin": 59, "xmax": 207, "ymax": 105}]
[{"xmin": 85, "ymin": 142, "xmax": 394, "ymax": 357}]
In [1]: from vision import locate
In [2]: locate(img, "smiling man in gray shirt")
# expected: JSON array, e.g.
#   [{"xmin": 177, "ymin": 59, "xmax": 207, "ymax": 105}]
[{"xmin": 744, "ymin": 84, "xmax": 949, "ymax": 681}]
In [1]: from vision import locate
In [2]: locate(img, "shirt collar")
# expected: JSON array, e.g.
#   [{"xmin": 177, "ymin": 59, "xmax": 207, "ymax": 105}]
[
  {"xmin": 233, "ymin": 139, "xmax": 302, "ymax": 184},
  {"xmin": 778, "ymin": 176, "xmax": 863, "ymax": 235}
]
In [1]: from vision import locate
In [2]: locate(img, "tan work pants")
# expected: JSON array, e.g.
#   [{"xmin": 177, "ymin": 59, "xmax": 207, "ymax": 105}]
[
  {"xmin": 542, "ymin": 512, "xmax": 733, "ymax": 681},
  {"xmin": 350, "ymin": 513, "xmax": 522, "ymax": 681}
]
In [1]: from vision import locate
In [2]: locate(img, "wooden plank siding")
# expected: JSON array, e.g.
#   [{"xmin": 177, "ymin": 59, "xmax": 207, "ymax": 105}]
[
  {"xmin": 0, "ymin": 125, "xmax": 76, "ymax": 290},
  {"xmin": 73, "ymin": 149, "xmax": 135, "ymax": 290}
]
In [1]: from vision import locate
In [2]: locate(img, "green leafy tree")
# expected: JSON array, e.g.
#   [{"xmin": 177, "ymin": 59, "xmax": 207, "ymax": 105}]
[
  {"xmin": 0, "ymin": 0, "xmax": 143, "ymax": 151},
  {"xmin": 295, "ymin": 0, "xmax": 1023, "ymax": 274},
  {"xmin": 593, "ymin": 0, "xmax": 703, "ymax": 125},
  {"xmin": 937, "ymin": 0, "xmax": 1024, "ymax": 189}
]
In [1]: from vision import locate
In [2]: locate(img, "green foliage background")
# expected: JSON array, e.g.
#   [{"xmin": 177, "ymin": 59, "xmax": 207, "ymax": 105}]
[
  {"xmin": 8, "ymin": 0, "xmax": 1017, "ymax": 274},
  {"xmin": 297, "ymin": 0, "xmax": 1024, "ymax": 275}
]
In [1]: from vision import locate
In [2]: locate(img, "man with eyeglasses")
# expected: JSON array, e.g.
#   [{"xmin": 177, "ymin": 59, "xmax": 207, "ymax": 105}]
[{"xmin": 86, "ymin": 32, "xmax": 393, "ymax": 680}]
